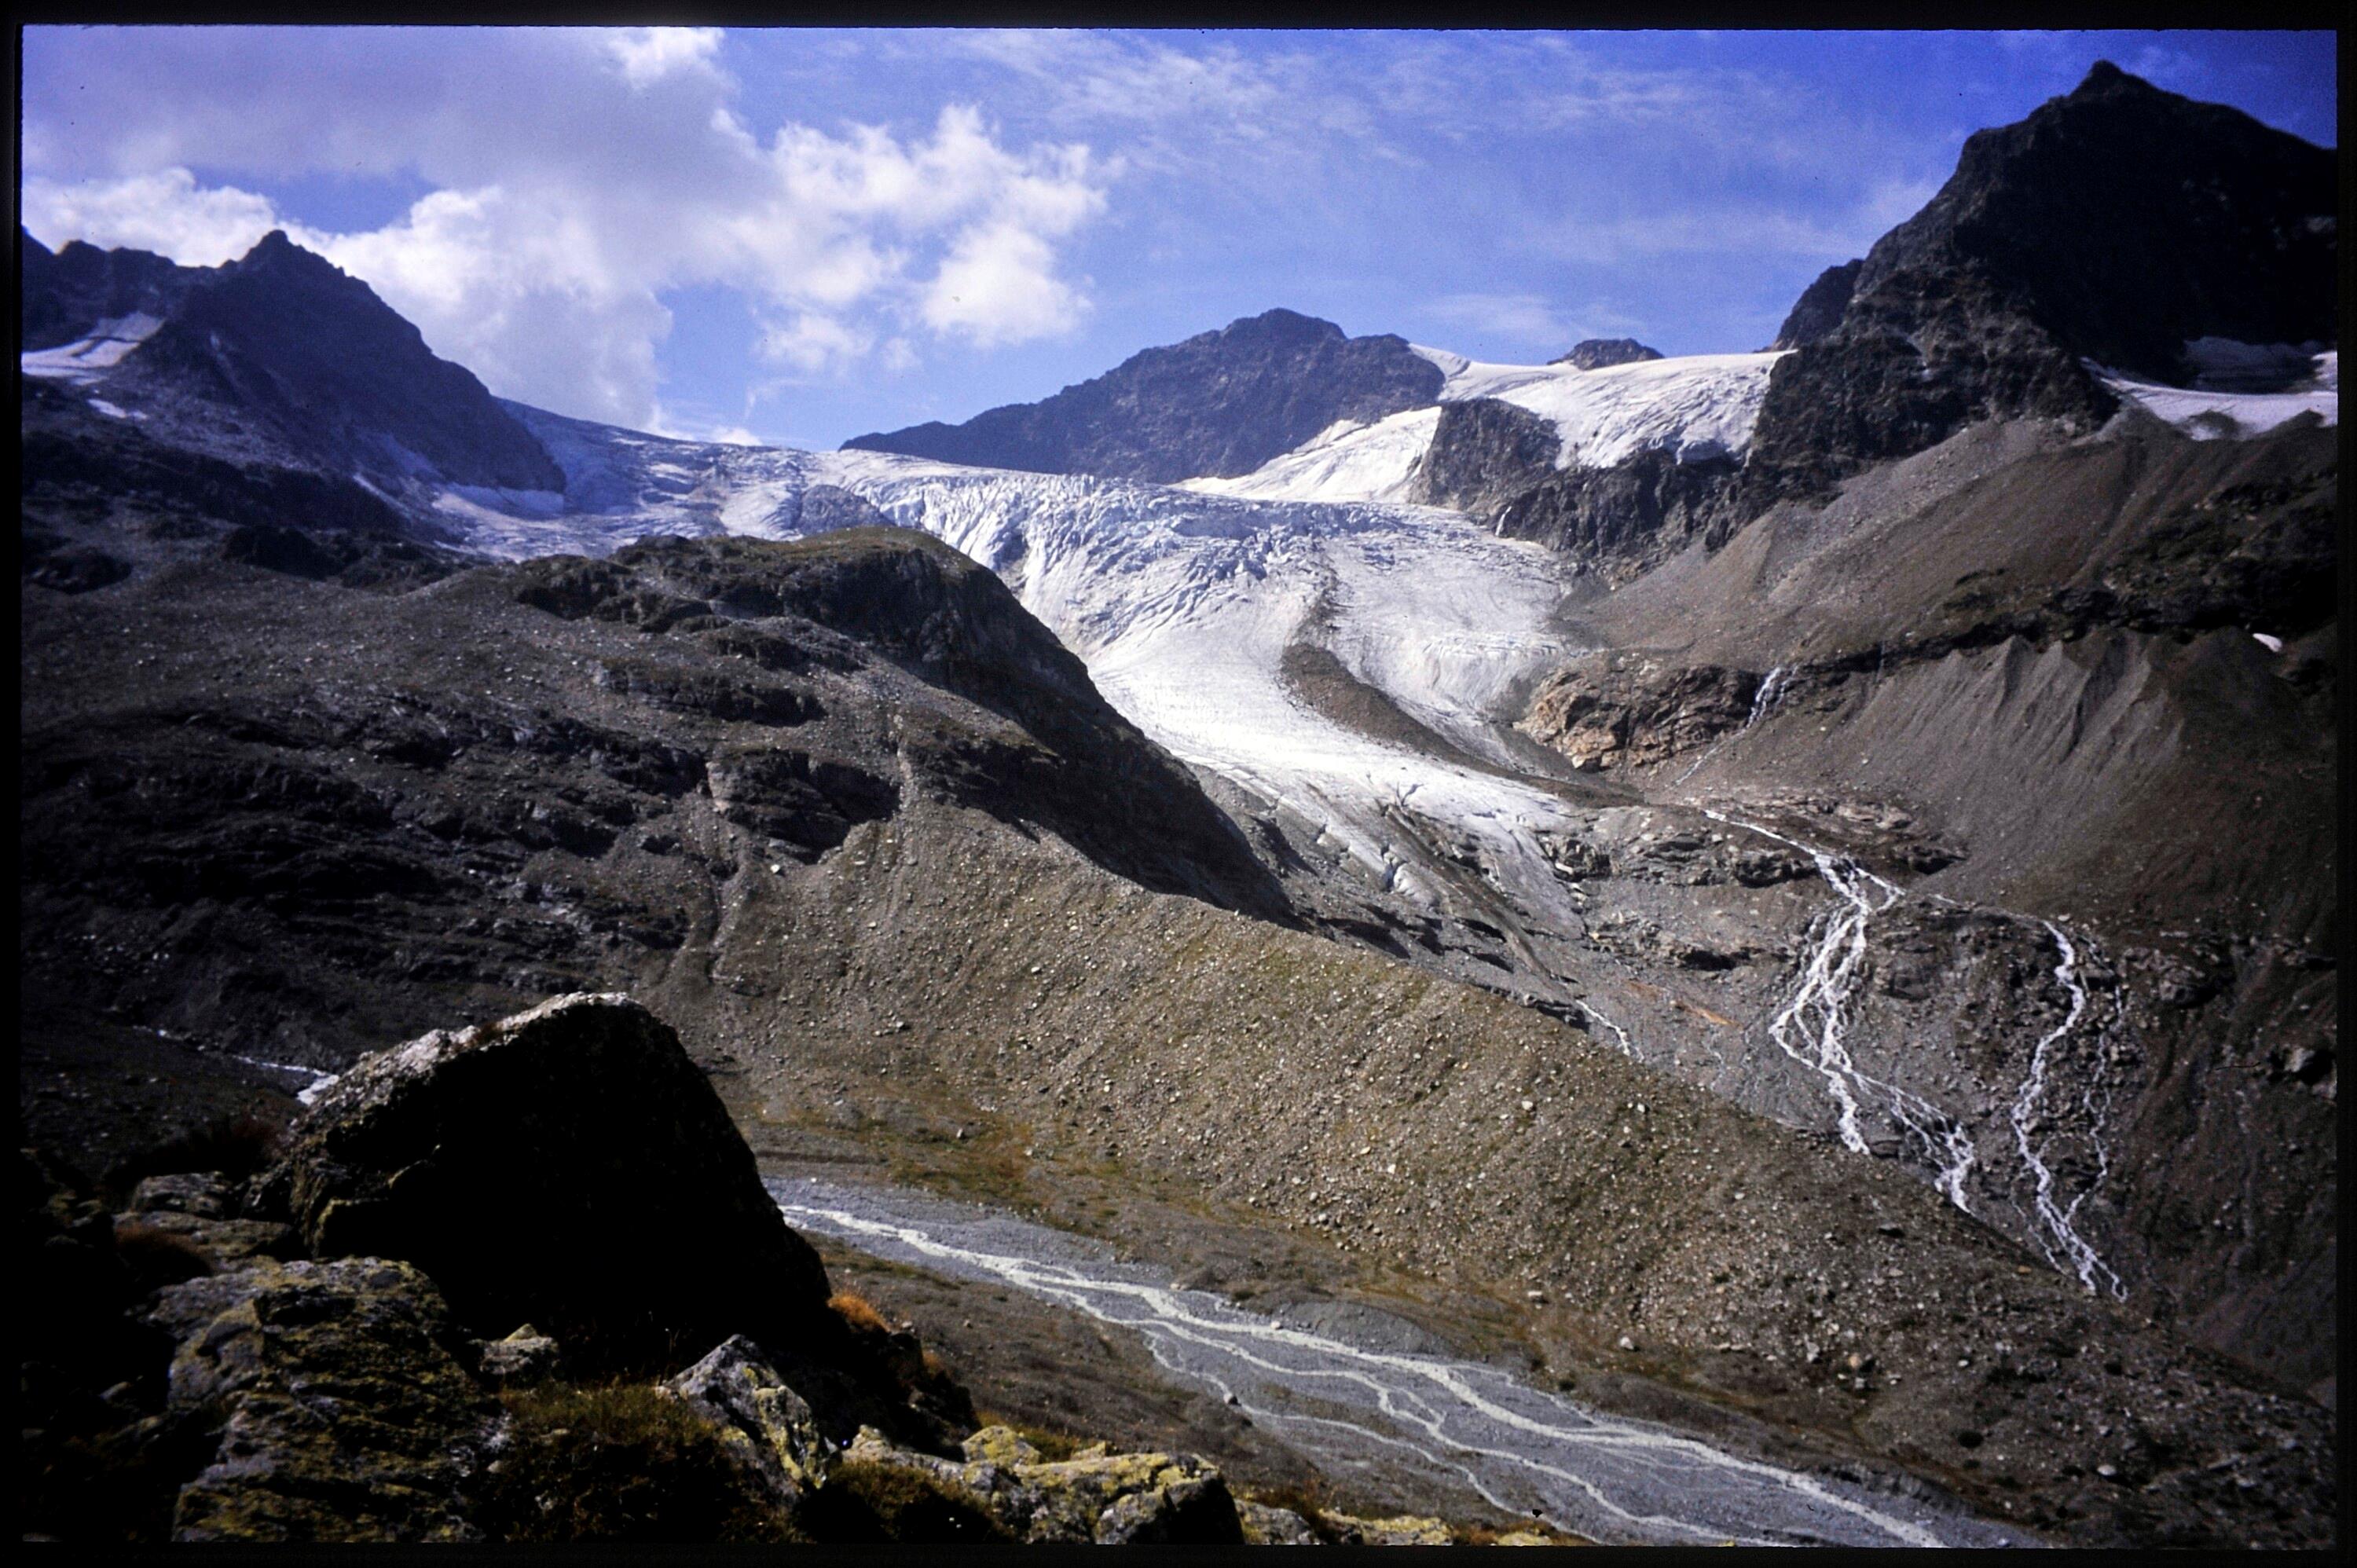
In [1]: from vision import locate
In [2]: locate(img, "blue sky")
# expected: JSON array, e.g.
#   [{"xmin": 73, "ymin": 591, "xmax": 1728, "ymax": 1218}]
[{"xmin": 20, "ymin": 27, "xmax": 2337, "ymax": 450}]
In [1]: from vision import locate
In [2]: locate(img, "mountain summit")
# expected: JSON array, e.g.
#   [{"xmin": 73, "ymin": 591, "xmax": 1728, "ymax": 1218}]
[
  {"xmin": 23, "ymin": 229, "xmax": 561, "ymax": 496},
  {"xmin": 1745, "ymin": 62, "xmax": 2337, "ymax": 500},
  {"xmin": 844, "ymin": 308, "xmax": 1444, "ymax": 482}
]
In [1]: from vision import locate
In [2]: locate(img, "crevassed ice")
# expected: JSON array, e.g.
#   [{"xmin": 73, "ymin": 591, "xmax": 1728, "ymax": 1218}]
[{"xmin": 443, "ymin": 422, "xmax": 1593, "ymax": 925}]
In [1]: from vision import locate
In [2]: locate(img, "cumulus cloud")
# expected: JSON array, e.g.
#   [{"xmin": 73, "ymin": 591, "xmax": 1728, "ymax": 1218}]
[
  {"xmin": 19, "ymin": 27, "xmax": 1108, "ymax": 429},
  {"xmin": 22, "ymin": 167, "xmax": 280, "ymax": 266},
  {"xmin": 603, "ymin": 26, "xmax": 725, "ymax": 88}
]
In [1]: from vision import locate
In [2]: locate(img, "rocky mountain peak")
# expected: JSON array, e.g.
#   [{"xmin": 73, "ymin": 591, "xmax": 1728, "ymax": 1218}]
[
  {"xmin": 844, "ymin": 306, "xmax": 1442, "ymax": 482},
  {"xmin": 24, "ymin": 230, "xmax": 563, "ymax": 496},
  {"xmin": 1744, "ymin": 63, "xmax": 2335, "ymax": 504},
  {"xmin": 1551, "ymin": 338, "xmax": 1664, "ymax": 370}
]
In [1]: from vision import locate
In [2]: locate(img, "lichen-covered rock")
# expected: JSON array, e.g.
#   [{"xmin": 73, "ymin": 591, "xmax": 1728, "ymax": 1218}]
[
  {"xmin": 959, "ymin": 1423, "xmax": 1043, "ymax": 1468},
  {"xmin": 262, "ymin": 993, "xmax": 834, "ymax": 1372},
  {"xmin": 840, "ymin": 1424, "xmax": 1244, "ymax": 1544},
  {"xmin": 658, "ymin": 1335, "xmax": 830, "ymax": 1511},
  {"xmin": 146, "ymin": 1256, "xmax": 500, "ymax": 1541},
  {"xmin": 1237, "ymin": 1498, "xmax": 1324, "ymax": 1544},
  {"xmin": 1326, "ymin": 1511, "xmax": 1456, "ymax": 1545},
  {"xmin": 472, "ymin": 1324, "xmax": 564, "ymax": 1389},
  {"xmin": 129, "ymin": 1172, "xmax": 237, "ymax": 1218}
]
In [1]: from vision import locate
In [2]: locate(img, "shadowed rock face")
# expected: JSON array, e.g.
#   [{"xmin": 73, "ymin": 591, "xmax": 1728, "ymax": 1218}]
[
  {"xmin": 1767, "ymin": 259, "xmax": 1860, "ymax": 350},
  {"xmin": 1746, "ymin": 63, "xmax": 2337, "ymax": 504},
  {"xmin": 20, "ymin": 229, "xmax": 197, "ymax": 350},
  {"xmin": 844, "ymin": 308, "xmax": 1445, "ymax": 482},
  {"xmin": 263, "ymin": 993, "xmax": 836, "ymax": 1372}
]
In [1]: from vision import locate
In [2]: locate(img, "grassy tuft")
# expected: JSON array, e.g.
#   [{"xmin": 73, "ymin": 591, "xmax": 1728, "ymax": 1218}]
[
  {"xmin": 827, "ymin": 1291, "xmax": 893, "ymax": 1336},
  {"xmin": 481, "ymin": 1379, "xmax": 789, "ymax": 1542},
  {"xmin": 801, "ymin": 1459, "xmax": 1014, "ymax": 1543}
]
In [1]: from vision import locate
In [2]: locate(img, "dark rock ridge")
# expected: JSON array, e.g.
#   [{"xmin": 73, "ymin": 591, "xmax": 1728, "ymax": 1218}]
[
  {"xmin": 1550, "ymin": 337, "xmax": 1663, "ymax": 369},
  {"xmin": 844, "ymin": 308, "xmax": 1445, "ymax": 482},
  {"xmin": 21, "ymin": 229, "xmax": 196, "ymax": 350},
  {"xmin": 1746, "ymin": 63, "xmax": 2337, "ymax": 504},
  {"xmin": 21, "ymin": 229, "xmax": 561, "ymax": 496},
  {"xmin": 1488, "ymin": 452, "xmax": 1743, "ymax": 583},
  {"xmin": 19, "ymin": 522, "xmax": 1288, "ymax": 1083},
  {"xmin": 1766, "ymin": 258, "xmax": 1860, "ymax": 350}
]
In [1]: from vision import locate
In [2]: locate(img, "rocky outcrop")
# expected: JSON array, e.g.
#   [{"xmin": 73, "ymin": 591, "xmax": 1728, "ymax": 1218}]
[
  {"xmin": 1412, "ymin": 401, "xmax": 1743, "ymax": 579},
  {"xmin": 147, "ymin": 1256, "xmax": 501, "ymax": 1541},
  {"xmin": 1411, "ymin": 397, "xmax": 1562, "ymax": 514},
  {"xmin": 845, "ymin": 308, "xmax": 1445, "ymax": 482},
  {"xmin": 832, "ymin": 1424, "xmax": 1245, "ymax": 1544},
  {"xmin": 1518, "ymin": 657, "xmax": 1761, "ymax": 770},
  {"xmin": 1767, "ymin": 258, "xmax": 1861, "ymax": 350},
  {"xmin": 258, "ymin": 993, "xmax": 836, "ymax": 1373},
  {"xmin": 658, "ymin": 1335, "xmax": 832, "ymax": 1513},
  {"xmin": 1747, "ymin": 64, "xmax": 2336, "ymax": 505},
  {"xmin": 1551, "ymin": 337, "xmax": 1663, "ymax": 369},
  {"xmin": 1490, "ymin": 450, "xmax": 1743, "ymax": 580}
]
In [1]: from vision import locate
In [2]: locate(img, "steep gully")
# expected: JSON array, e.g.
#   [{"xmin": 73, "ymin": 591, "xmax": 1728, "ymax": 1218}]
[{"xmin": 772, "ymin": 1176, "xmax": 2018, "ymax": 1548}]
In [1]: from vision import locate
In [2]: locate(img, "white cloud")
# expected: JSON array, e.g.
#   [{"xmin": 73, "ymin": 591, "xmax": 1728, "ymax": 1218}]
[
  {"xmin": 19, "ymin": 28, "xmax": 1109, "ymax": 429},
  {"xmin": 604, "ymin": 27, "xmax": 724, "ymax": 89},
  {"xmin": 21, "ymin": 167, "xmax": 280, "ymax": 266},
  {"xmin": 1423, "ymin": 292, "xmax": 1582, "ymax": 348},
  {"xmin": 757, "ymin": 310, "xmax": 875, "ymax": 375},
  {"xmin": 922, "ymin": 221, "xmax": 1091, "ymax": 345}
]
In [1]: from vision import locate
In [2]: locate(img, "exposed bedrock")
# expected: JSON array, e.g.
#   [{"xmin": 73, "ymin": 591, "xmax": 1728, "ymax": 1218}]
[
  {"xmin": 1743, "ymin": 64, "xmax": 2336, "ymax": 507},
  {"xmin": 1517, "ymin": 656, "xmax": 1763, "ymax": 771},
  {"xmin": 1413, "ymin": 397, "xmax": 1744, "ymax": 580},
  {"xmin": 845, "ymin": 308, "xmax": 1445, "ymax": 482}
]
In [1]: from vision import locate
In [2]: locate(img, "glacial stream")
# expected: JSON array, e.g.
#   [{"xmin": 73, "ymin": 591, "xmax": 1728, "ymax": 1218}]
[
  {"xmin": 770, "ymin": 1175, "xmax": 2022, "ymax": 1548},
  {"xmin": 1704, "ymin": 812, "xmax": 2124, "ymax": 1297}
]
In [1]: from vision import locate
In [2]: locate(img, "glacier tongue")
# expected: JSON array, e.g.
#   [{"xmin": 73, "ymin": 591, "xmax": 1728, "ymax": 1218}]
[
  {"xmin": 809, "ymin": 449, "xmax": 1588, "ymax": 911},
  {"xmin": 445, "ymin": 419, "xmax": 1599, "ymax": 958}
]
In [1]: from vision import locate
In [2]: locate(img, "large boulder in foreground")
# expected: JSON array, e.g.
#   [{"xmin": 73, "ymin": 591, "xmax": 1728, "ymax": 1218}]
[{"xmin": 262, "ymin": 993, "xmax": 831, "ymax": 1372}]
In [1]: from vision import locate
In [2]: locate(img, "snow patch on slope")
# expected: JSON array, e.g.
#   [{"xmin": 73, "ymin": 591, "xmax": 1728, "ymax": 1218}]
[
  {"xmin": 2097, "ymin": 352, "xmax": 2337, "ymax": 438},
  {"xmin": 1193, "ymin": 346, "xmax": 1787, "ymax": 506},
  {"xmin": 1428, "ymin": 350, "xmax": 1787, "ymax": 470},
  {"xmin": 1178, "ymin": 407, "xmax": 1442, "ymax": 504},
  {"xmin": 20, "ymin": 313, "xmax": 163, "ymax": 384}
]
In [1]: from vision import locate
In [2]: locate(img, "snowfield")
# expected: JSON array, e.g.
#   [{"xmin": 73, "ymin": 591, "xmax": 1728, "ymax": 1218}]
[
  {"xmin": 1178, "ymin": 407, "xmax": 1442, "ymax": 505},
  {"xmin": 1176, "ymin": 350, "xmax": 1787, "ymax": 507},
  {"xmin": 2097, "ymin": 349, "xmax": 2338, "ymax": 438},
  {"xmin": 1416, "ymin": 346, "xmax": 1787, "ymax": 471}
]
